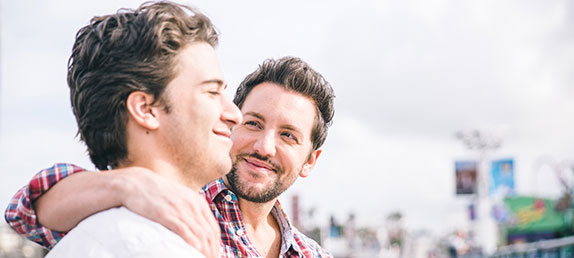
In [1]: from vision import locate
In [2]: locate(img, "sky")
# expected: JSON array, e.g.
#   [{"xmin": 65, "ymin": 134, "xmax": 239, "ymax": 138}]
[{"xmin": 1, "ymin": 0, "xmax": 573, "ymax": 239}]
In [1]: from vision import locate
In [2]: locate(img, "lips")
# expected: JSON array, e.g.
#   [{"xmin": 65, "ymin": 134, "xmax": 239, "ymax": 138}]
[
  {"xmin": 243, "ymin": 156, "xmax": 276, "ymax": 172},
  {"xmin": 213, "ymin": 129, "xmax": 231, "ymax": 138}
]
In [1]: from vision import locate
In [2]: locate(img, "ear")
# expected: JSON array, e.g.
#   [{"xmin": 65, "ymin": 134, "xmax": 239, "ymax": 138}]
[
  {"xmin": 126, "ymin": 91, "xmax": 160, "ymax": 130},
  {"xmin": 299, "ymin": 149, "xmax": 322, "ymax": 178}
]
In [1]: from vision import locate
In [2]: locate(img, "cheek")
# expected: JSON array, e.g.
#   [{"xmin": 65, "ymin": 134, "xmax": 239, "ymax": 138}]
[
  {"xmin": 290, "ymin": 148, "xmax": 312, "ymax": 170},
  {"xmin": 277, "ymin": 148, "xmax": 302, "ymax": 170},
  {"xmin": 229, "ymin": 143, "xmax": 240, "ymax": 157},
  {"xmin": 230, "ymin": 131, "xmax": 248, "ymax": 154},
  {"xmin": 193, "ymin": 97, "xmax": 219, "ymax": 123}
]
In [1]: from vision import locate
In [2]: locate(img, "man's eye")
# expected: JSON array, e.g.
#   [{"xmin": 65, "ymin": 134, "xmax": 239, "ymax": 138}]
[
  {"xmin": 208, "ymin": 91, "xmax": 221, "ymax": 96},
  {"xmin": 281, "ymin": 132, "xmax": 298, "ymax": 143},
  {"xmin": 244, "ymin": 121, "xmax": 260, "ymax": 128}
]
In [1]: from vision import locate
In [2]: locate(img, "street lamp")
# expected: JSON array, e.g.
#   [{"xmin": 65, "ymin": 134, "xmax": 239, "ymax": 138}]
[{"xmin": 455, "ymin": 129, "xmax": 502, "ymax": 254}]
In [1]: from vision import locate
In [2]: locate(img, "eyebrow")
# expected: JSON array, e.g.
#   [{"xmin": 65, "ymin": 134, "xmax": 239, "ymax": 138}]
[
  {"xmin": 243, "ymin": 111, "xmax": 265, "ymax": 121},
  {"xmin": 280, "ymin": 124, "xmax": 303, "ymax": 138}
]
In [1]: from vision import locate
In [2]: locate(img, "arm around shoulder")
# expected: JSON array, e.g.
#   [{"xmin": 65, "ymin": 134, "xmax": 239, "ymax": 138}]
[{"xmin": 4, "ymin": 163, "xmax": 90, "ymax": 248}]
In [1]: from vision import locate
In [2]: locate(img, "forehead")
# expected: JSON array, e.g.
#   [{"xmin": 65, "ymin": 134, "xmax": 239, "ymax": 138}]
[
  {"xmin": 174, "ymin": 42, "xmax": 223, "ymax": 84},
  {"xmin": 241, "ymin": 82, "xmax": 316, "ymax": 137}
]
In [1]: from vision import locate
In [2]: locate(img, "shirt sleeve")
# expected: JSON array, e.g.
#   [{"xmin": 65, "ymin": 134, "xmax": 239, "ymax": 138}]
[{"xmin": 4, "ymin": 163, "xmax": 90, "ymax": 249}]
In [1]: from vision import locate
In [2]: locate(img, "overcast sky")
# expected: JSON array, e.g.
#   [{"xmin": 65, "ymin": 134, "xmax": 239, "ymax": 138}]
[{"xmin": 1, "ymin": 0, "xmax": 573, "ymax": 238}]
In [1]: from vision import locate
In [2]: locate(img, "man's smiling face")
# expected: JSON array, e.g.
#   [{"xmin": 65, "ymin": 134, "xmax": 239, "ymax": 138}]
[{"xmin": 226, "ymin": 82, "xmax": 321, "ymax": 203}]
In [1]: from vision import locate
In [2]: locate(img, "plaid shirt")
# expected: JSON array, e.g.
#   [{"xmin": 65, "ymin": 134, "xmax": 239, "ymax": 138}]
[
  {"xmin": 4, "ymin": 163, "xmax": 84, "ymax": 248},
  {"xmin": 204, "ymin": 179, "xmax": 331, "ymax": 258},
  {"xmin": 4, "ymin": 163, "xmax": 332, "ymax": 258}
]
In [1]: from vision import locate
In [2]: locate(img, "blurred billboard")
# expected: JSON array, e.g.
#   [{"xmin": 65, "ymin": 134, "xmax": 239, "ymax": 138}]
[
  {"xmin": 490, "ymin": 158, "xmax": 515, "ymax": 197},
  {"xmin": 455, "ymin": 160, "xmax": 478, "ymax": 195}
]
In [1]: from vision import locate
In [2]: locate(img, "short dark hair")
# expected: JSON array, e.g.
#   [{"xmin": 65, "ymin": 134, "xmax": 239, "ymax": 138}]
[
  {"xmin": 233, "ymin": 57, "xmax": 335, "ymax": 151},
  {"xmin": 68, "ymin": 1, "xmax": 218, "ymax": 170}
]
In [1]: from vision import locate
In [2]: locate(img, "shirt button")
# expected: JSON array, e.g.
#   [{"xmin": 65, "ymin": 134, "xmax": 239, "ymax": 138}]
[
  {"xmin": 236, "ymin": 229, "xmax": 244, "ymax": 236},
  {"xmin": 233, "ymin": 234, "xmax": 240, "ymax": 241},
  {"xmin": 224, "ymin": 195, "xmax": 232, "ymax": 202}
]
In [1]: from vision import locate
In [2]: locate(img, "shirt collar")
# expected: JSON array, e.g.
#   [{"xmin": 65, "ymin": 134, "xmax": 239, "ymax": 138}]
[
  {"xmin": 271, "ymin": 200, "xmax": 303, "ymax": 255},
  {"xmin": 201, "ymin": 178, "xmax": 230, "ymax": 202},
  {"xmin": 202, "ymin": 178, "xmax": 304, "ymax": 256}
]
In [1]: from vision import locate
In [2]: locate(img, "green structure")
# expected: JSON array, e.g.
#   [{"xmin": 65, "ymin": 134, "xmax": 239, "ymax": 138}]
[{"xmin": 502, "ymin": 196, "xmax": 572, "ymax": 243}]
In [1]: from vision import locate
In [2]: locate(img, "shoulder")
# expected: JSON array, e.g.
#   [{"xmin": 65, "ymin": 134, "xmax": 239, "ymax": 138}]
[
  {"xmin": 292, "ymin": 228, "xmax": 333, "ymax": 258},
  {"xmin": 48, "ymin": 207, "xmax": 204, "ymax": 258},
  {"xmin": 270, "ymin": 202, "xmax": 333, "ymax": 257}
]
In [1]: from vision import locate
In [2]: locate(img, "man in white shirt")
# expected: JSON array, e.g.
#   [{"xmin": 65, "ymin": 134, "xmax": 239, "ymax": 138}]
[{"xmin": 44, "ymin": 1, "xmax": 241, "ymax": 257}]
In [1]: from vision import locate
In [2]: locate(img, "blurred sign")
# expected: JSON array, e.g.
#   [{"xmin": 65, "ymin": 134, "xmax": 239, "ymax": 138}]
[
  {"xmin": 490, "ymin": 158, "xmax": 515, "ymax": 197},
  {"xmin": 503, "ymin": 196, "xmax": 567, "ymax": 234},
  {"xmin": 455, "ymin": 161, "xmax": 478, "ymax": 195}
]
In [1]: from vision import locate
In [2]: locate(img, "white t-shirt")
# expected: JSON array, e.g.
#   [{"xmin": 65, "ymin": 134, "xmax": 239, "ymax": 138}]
[{"xmin": 46, "ymin": 207, "xmax": 204, "ymax": 258}]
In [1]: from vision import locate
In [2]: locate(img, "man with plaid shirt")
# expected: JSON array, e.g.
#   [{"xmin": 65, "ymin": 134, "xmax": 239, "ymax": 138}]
[{"xmin": 6, "ymin": 56, "xmax": 335, "ymax": 257}]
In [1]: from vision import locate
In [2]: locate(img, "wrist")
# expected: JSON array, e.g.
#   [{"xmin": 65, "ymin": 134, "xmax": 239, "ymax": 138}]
[{"xmin": 108, "ymin": 170, "xmax": 132, "ymax": 207}]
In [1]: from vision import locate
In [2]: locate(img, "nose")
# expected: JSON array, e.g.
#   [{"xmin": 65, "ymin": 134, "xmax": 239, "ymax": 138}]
[
  {"xmin": 253, "ymin": 130, "xmax": 276, "ymax": 157},
  {"xmin": 221, "ymin": 95, "xmax": 242, "ymax": 128}
]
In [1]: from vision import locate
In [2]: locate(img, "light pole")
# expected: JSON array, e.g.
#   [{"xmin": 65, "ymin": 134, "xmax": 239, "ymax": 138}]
[{"xmin": 455, "ymin": 129, "xmax": 501, "ymax": 254}]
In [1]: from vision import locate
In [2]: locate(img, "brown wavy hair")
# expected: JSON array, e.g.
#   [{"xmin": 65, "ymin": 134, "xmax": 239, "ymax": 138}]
[
  {"xmin": 233, "ymin": 57, "xmax": 335, "ymax": 151},
  {"xmin": 68, "ymin": 1, "xmax": 218, "ymax": 170}
]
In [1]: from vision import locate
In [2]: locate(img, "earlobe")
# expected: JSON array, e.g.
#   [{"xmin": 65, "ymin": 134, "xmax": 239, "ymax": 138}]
[
  {"xmin": 300, "ymin": 149, "xmax": 322, "ymax": 178},
  {"xmin": 126, "ymin": 91, "xmax": 160, "ymax": 130}
]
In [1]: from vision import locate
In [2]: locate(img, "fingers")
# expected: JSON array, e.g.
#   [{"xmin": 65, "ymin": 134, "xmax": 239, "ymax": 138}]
[
  {"xmin": 180, "ymin": 215, "xmax": 218, "ymax": 258},
  {"xmin": 200, "ymin": 200, "xmax": 221, "ymax": 257},
  {"xmin": 171, "ymin": 219, "xmax": 203, "ymax": 253},
  {"xmin": 157, "ymin": 190, "xmax": 219, "ymax": 258},
  {"xmin": 197, "ymin": 201, "xmax": 220, "ymax": 258},
  {"xmin": 154, "ymin": 207, "xmax": 214, "ymax": 257},
  {"xmin": 181, "ymin": 195, "xmax": 220, "ymax": 258}
]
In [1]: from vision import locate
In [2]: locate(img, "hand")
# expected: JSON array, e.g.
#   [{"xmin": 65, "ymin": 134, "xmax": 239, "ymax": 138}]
[{"xmin": 110, "ymin": 167, "xmax": 221, "ymax": 258}]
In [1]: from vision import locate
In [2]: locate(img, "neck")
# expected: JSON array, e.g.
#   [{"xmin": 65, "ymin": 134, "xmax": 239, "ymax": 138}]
[
  {"xmin": 239, "ymin": 198, "xmax": 277, "ymax": 231},
  {"xmin": 119, "ymin": 158, "xmax": 202, "ymax": 192},
  {"xmin": 122, "ymin": 123, "xmax": 202, "ymax": 191},
  {"xmin": 221, "ymin": 177, "xmax": 282, "ymax": 258}
]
